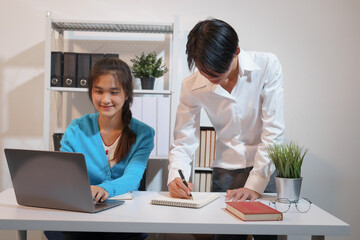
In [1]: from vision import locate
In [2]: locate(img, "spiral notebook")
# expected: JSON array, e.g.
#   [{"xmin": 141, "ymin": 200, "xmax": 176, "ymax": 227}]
[{"xmin": 151, "ymin": 192, "xmax": 220, "ymax": 208}]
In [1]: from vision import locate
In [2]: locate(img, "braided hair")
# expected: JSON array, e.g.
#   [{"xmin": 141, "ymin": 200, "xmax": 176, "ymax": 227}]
[{"xmin": 88, "ymin": 57, "xmax": 136, "ymax": 163}]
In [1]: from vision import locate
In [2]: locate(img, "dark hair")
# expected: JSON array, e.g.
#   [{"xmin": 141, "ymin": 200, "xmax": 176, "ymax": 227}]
[
  {"xmin": 186, "ymin": 18, "xmax": 239, "ymax": 77},
  {"xmin": 88, "ymin": 57, "xmax": 136, "ymax": 163}
]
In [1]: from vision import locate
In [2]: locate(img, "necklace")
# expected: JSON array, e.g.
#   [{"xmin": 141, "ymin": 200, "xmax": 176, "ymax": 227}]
[{"xmin": 102, "ymin": 129, "xmax": 123, "ymax": 159}]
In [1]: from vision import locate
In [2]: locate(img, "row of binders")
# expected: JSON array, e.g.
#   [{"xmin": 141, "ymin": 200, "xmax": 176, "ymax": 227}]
[
  {"xmin": 51, "ymin": 52, "xmax": 119, "ymax": 88},
  {"xmin": 194, "ymin": 127, "xmax": 216, "ymax": 168}
]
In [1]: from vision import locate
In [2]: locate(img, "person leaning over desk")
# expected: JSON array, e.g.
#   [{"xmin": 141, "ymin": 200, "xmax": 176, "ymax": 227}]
[
  {"xmin": 47, "ymin": 58, "xmax": 155, "ymax": 240},
  {"xmin": 167, "ymin": 19, "xmax": 284, "ymax": 240}
]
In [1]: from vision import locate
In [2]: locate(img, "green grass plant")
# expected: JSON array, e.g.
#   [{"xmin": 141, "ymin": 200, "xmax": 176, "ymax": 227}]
[{"xmin": 266, "ymin": 142, "xmax": 308, "ymax": 178}]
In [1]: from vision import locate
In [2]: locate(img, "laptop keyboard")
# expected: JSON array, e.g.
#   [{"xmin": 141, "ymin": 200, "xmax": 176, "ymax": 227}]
[
  {"xmin": 94, "ymin": 202, "xmax": 112, "ymax": 210},
  {"xmin": 94, "ymin": 199, "xmax": 125, "ymax": 211}
]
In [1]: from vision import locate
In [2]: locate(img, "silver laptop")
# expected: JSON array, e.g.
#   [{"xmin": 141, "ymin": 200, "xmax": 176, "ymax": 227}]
[{"xmin": 4, "ymin": 148, "xmax": 125, "ymax": 213}]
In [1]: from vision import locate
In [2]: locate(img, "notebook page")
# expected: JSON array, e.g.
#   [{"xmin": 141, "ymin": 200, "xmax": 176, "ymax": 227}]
[{"xmin": 151, "ymin": 192, "xmax": 220, "ymax": 208}]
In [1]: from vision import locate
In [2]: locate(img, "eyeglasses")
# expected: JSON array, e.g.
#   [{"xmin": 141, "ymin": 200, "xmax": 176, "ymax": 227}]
[{"xmin": 269, "ymin": 198, "xmax": 312, "ymax": 213}]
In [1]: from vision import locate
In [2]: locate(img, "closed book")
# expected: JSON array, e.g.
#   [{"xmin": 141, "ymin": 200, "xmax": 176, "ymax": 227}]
[
  {"xmin": 77, "ymin": 53, "xmax": 91, "ymax": 88},
  {"xmin": 199, "ymin": 172, "xmax": 207, "ymax": 192},
  {"xmin": 210, "ymin": 130, "xmax": 216, "ymax": 166},
  {"xmin": 205, "ymin": 172, "xmax": 212, "ymax": 192},
  {"xmin": 62, "ymin": 52, "xmax": 77, "ymax": 87},
  {"xmin": 50, "ymin": 52, "xmax": 63, "ymax": 87},
  {"xmin": 199, "ymin": 130, "xmax": 206, "ymax": 167},
  {"xmin": 194, "ymin": 172, "xmax": 200, "ymax": 192},
  {"xmin": 205, "ymin": 130, "xmax": 211, "ymax": 167},
  {"xmin": 226, "ymin": 201, "xmax": 283, "ymax": 221}
]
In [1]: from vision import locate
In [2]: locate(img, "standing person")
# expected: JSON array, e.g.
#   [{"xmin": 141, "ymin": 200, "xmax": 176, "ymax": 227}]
[
  {"xmin": 167, "ymin": 19, "xmax": 284, "ymax": 240},
  {"xmin": 59, "ymin": 57, "xmax": 154, "ymax": 240}
]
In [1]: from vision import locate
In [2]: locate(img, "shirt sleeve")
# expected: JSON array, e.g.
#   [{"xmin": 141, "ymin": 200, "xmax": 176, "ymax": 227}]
[
  {"xmin": 98, "ymin": 126, "xmax": 155, "ymax": 197},
  {"xmin": 244, "ymin": 54, "xmax": 285, "ymax": 194},
  {"xmin": 168, "ymin": 80, "xmax": 201, "ymax": 184}
]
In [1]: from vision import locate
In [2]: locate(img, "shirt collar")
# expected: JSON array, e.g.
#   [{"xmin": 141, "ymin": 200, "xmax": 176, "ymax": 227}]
[{"xmin": 238, "ymin": 49, "xmax": 261, "ymax": 76}]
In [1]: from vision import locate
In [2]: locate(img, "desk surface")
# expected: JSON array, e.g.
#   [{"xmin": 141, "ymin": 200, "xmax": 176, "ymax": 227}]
[{"xmin": 0, "ymin": 189, "xmax": 350, "ymax": 236}]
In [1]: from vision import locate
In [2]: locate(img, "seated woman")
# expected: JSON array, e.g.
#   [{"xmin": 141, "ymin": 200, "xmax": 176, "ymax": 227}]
[{"xmin": 58, "ymin": 57, "xmax": 154, "ymax": 240}]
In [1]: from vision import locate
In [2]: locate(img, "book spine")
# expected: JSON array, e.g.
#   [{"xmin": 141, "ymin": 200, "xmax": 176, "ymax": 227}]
[{"xmin": 199, "ymin": 130, "xmax": 206, "ymax": 167}]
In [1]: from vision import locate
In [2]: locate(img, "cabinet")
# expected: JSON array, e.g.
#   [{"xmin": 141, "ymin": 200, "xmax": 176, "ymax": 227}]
[{"xmin": 43, "ymin": 11, "xmax": 178, "ymax": 162}]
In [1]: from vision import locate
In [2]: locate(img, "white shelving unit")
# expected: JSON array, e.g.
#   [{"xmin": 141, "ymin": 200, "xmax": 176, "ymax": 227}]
[{"xmin": 43, "ymin": 11, "xmax": 178, "ymax": 161}]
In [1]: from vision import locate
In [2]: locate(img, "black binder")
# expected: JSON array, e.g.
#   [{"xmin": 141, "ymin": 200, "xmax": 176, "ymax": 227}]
[
  {"xmin": 77, "ymin": 53, "xmax": 91, "ymax": 88},
  {"xmin": 50, "ymin": 52, "xmax": 63, "ymax": 87},
  {"xmin": 62, "ymin": 52, "xmax": 77, "ymax": 87},
  {"xmin": 105, "ymin": 53, "xmax": 119, "ymax": 59},
  {"xmin": 90, "ymin": 53, "xmax": 105, "ymax": 69}
]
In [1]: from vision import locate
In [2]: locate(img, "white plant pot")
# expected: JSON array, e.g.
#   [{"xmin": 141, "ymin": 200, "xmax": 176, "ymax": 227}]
[{"xmin": 275, "ymin": 177, "xmax": 302, "ymax": 201}]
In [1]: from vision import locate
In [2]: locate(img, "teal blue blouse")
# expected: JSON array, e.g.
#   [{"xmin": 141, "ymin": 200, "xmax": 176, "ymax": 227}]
[{"xmin": 60, "ymin": 113, "xmax": 155, "ymax": 197}]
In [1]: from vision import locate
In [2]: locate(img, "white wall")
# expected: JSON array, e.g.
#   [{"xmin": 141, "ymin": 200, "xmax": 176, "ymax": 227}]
[{"xmin": 1, "ymin": 0, "xmax": 359, "ymax": 239}]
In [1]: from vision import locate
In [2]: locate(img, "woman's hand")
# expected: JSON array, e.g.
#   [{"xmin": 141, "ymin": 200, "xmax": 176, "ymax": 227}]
[{"xmin": 91, "ymin": 186, "xmax": 109, "ymax": 203}]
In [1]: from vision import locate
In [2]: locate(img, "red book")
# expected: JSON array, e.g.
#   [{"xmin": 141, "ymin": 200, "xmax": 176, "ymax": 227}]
[{"xmin": 225, "ymin": 201, "xmax": 283, "ymax": 221}]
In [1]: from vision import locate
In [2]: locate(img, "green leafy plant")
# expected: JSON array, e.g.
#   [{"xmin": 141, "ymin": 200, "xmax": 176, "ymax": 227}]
[
  {"xmin": 130, "ymin": 52, "xmax": 168, "ymax": 79},
  {"xmin": 266, "ymin": 142, "xmax": 308, "ymax": 178}
]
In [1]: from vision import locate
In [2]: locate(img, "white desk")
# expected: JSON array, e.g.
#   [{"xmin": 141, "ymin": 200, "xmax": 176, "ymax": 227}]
[{"xmin": 0, "ymin": 189, "xmax": 350, "ymax": 240}]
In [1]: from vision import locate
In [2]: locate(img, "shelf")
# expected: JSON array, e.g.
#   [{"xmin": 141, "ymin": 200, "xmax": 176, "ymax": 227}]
[
  {"xmin": 50, "ymin": 87, "xmax": 172, "ymax": 95},
  {"xmin": 52, "ymin": 21, "xmax": 173, "ymax": 34},
  {"xmin": 133, "ymin": 89, "xmax": 172, "ymax": 95},
  {"xmin": 50, "ymin": 87, "xmax": 88, "ymax": 92},
  {"xmin": 194, "ymin": 167, "xmax": 213, "ymax": 171},
  {"xmin": 44, "ymin": 11, "xmax": 178, "ymax": 163},
  {"xmin": 149, "ymin": 155, "xmax": 169, "ymax": 160}
]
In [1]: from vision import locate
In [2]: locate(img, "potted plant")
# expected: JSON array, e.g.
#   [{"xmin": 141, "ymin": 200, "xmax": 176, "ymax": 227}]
[
  {"xmin": 266, "ymin": 141, "xmax": 308, "ymax": 201},
  {"xmin": 130, "ymin": 52, "xmax": 168, "ymax": 90}
]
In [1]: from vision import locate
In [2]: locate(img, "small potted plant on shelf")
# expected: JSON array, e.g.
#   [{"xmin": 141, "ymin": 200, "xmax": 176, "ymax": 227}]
[
  {"xmin": 130, "ymin": 52, "xmax": 168, "ymax": 90},
  {"xmin": 266, "ymin": 141, "xmax": 309, "ymax": 201}
]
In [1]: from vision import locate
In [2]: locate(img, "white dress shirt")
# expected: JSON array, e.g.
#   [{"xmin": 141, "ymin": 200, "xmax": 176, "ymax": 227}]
[{"xmin": 168, "ymin": 50, "xmax": 285, "ymax": 194}]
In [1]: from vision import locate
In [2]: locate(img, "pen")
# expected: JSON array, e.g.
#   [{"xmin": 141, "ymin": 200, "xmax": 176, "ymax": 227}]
[{"xmin": 178, "ymin": 169, "xmax": 193, "ymax": 200}]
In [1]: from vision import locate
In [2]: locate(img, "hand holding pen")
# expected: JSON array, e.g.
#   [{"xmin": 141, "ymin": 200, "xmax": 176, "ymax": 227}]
[
  {"xmin": 178, "ymin": 169, "xmax": 193, "ymax": 200},
  {"xmin": 168, "ymin": 169, "xmax": 194, "ymax": 199}
]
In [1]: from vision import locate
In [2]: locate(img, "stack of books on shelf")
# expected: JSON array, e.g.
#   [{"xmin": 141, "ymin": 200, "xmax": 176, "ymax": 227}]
[
  {"xmin": 194, "ymin": 171, "xmax": 212, "ymax": 192},
  {"xmin": 193, "ymin": 127, "xmax": 216, "ymax": 192}
]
